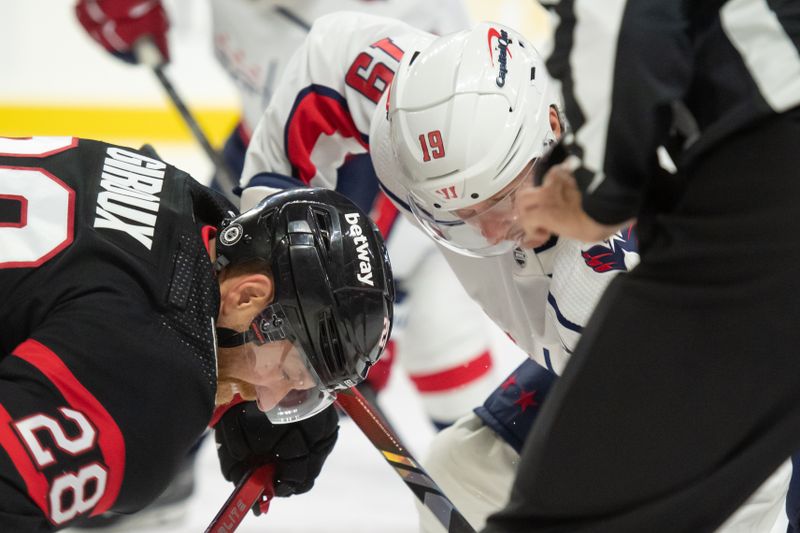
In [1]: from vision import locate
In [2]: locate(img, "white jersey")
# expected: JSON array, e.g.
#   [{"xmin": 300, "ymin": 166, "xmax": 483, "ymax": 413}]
[
  {"xmin": 242, "ymin": 12, "xmax": 640, "ymax": 374},
  {"xmin": 210, "ymin": 0, "xmax": 472, "ymax": 135}
]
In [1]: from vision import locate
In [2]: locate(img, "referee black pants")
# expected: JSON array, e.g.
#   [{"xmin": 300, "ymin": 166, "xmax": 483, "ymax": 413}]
[{"xmin": 484, "ymin": 109, "xmax": 800, "ymax": 533}]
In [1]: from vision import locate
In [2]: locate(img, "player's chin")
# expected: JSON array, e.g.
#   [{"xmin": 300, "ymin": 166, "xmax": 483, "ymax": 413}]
[
  {"xmin": 254, "ymin": 386, "xmax": 281, "ymax": 413},
  {"xmin": 215, "ymin": 377, "xmax": 257, "ymax": 406}
]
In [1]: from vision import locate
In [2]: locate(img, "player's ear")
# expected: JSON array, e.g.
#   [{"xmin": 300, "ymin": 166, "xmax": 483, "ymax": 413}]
[
  {"xmin": 218, "ymin": 273, "xmax": 274, "ymax": 329},
  {"xmin": 232, "ymin": 274, "xmax": 273, "ymax": 311},
  {"xmin": 549, "ymin": 105, "xmax": 563, "ymax": 137}
]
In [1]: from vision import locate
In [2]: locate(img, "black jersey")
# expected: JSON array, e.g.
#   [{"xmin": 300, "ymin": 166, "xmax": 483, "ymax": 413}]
[
  {"xmin": 0, "ymin": 137, "xmax": 234, "ymax": 530},
  {"xmin": 542, "ymin": 0, "xmax": 800, "ymax": 224}
]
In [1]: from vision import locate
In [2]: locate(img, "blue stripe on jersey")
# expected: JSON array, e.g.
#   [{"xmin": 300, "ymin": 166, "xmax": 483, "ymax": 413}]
[
  {"xmin": 335, "ymin": 153, "xmax": 379, "ymax": 213},
  {"xmin": 533, "ymin": 234, "xmax": 559, "ymax": 253},
  {"xmin": 547, "ymin": 292, "xmax": 583, "ymax": 334},
  {"xmin": 244, "ymin": 172, "xmax": 307, "ymax": 194},
  {"xmin": 542, "ymin": 347, "xmax": 554, "ymax": 373},
  {"xmin": 222, "ymin": 127, "xmax": 247, "ymax": 188}
]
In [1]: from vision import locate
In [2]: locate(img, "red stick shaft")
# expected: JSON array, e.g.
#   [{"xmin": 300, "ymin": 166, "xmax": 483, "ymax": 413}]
[{"xmin": 205, "ymin": 464, "xmax": 275, "ymax": 533}]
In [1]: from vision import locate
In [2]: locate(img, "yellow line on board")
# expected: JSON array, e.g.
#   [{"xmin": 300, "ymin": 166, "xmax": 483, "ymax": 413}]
[{"xmin": 0, "ymin": 105, "xmax": 240, "ymax": 147}]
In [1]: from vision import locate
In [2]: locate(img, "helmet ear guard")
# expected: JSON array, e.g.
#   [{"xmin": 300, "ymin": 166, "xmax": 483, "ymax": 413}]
[{"xmin": 214, "ymin": 188, "xmax": 394, "ymax": 421}]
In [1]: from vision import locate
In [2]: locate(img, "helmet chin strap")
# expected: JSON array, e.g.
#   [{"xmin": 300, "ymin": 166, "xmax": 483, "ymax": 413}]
[{"xmin": 215, "ymin": 327, "xmax": 256, "ymax": 348}]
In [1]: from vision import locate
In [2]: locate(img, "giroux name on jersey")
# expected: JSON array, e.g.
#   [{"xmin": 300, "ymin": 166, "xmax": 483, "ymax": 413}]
[{"xmin": 93, "ymin": 147, "xmax": 167, "ymax": 250}]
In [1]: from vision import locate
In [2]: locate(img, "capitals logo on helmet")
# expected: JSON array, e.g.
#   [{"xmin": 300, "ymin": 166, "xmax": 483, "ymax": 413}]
[{"xmin": 582, "ymin": 226, "xmax": 638, "ymax": 273}]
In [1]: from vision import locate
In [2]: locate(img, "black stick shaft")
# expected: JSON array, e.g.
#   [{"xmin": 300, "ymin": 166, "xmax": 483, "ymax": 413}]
[
  {"xmin": 151, "ymin": 65, "xmax": 239, "ymax": 203},
  {"xmin": 335, "ymin": 388, "xmax": 477, "ymax": 533},
  {"xmin": 135, "ymin": 38, "xmax": 239, "ymax": 204}
]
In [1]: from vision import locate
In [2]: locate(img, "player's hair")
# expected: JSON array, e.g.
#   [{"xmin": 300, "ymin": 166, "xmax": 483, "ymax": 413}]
[{"xmin": 218, "ymin": 257, "xmax": 272, "ymax": 281}]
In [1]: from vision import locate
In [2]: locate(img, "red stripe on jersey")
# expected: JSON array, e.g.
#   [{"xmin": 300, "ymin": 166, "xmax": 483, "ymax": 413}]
[
  {"xmin": 236, "ymin": 121, "xmax": 252, "ymax": 146},
  {"xmin": 409, "ymin": 351, "xmax": 494, "ymax": 393},
  {"xmin": 12, "ymin": 339, "xmax": 125, "ymax": 516},
  {"xmin": 201, "ymin": 225, "xmax": 217, "ymax": 256},
  {"xmin": 286, "ymin": 90, "xmax": 369, "ymax": 184},
  {"xmin": 369, "ymin": 191, "xmax": 400, "ymax": 237},
  {"xmin": 0, "ymin": 404, "xmax": 50, "ymax": 516},
  {"xmin": 364, "ymin": 340, "xmax": 396, "ymax": 393},
  {"xmin": 208, "ymin": 394, "xmax": 247, "ymax": 428}
]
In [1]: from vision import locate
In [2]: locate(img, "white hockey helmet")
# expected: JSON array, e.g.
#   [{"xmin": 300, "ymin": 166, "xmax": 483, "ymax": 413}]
[{"xmin": 383, "ymin": 22, "xmax": 559, "ymax": 256}]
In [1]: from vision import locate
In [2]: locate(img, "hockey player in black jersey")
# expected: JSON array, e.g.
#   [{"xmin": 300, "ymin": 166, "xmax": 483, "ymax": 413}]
[{"xmin": 0, "ymin": 136, "xmax": 393, "ymax": 530}]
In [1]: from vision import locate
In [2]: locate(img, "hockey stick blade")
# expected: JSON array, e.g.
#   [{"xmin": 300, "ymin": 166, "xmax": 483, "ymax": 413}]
[
  {"xmin": 205, "ymin": 463, "xmax": 275, "ymax": 533},
  {"xmin": 335, "ymin": 388, "xmax": 477, "ymax": 533}
]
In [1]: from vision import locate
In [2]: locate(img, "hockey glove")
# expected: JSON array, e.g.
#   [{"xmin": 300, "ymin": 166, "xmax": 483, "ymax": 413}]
[
  {"xmin": 215, "ymin": 401, "xmax": 339, "ymax": 502},
  {"xmin": 75, "ymin": 0, "xmax": 170, "ymax": 64}
]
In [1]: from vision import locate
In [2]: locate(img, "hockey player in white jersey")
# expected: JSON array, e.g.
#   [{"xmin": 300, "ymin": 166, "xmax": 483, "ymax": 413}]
[
  {"xmin": 76, "ymin": 0, "xmax": 502, "ymax": 431},
  {"xmin": 241, "ymin": 12, "xmax": 792, "ymax": 533}
]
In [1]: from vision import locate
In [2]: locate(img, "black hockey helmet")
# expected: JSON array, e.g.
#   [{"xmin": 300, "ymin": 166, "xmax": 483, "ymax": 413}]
[{"xmin": 214, "ymin": 187, "xmax": 394, "ymax": 423}]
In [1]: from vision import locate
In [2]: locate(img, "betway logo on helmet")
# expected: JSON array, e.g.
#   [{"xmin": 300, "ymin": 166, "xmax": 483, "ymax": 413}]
[
  {"xmin": 344, "ymin": 212, "xmax": 374, "ymax": 286},
  {"xmin": 487, "ymin": 28, "xmax": 513, "ymax": 87}
]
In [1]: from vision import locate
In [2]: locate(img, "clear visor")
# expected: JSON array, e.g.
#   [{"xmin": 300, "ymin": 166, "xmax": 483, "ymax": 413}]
[
  {"xmin": 235, "ymin": 305, "xmax": 335, "ymax": 424},
  {"xmin": 408, "ymin": 159, "xmax": 537, "ymax": 257}
]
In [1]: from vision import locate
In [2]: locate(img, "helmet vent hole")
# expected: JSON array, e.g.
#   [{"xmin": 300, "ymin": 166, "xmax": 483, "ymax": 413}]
[
  {"xmin": 311, "ymin": 208, "xmax": 333, "ymax": 252},
  {"xmin": 409, "ymin": 51, "xmax": 421, "ymax": 66},
  {"xmin": 531, "ymin": 67, "xmax": 536, "ymax": 80},
  {"xmin": 258, "ymin": 212, "xmax": 276, "ymax": 235},
  {"xmin": 319, "ymin": 312, "xmax": 345, "ymax": 373},
  {"xmin": 471, "ymin": 193, "xmax": 479, "ymax": 199}
]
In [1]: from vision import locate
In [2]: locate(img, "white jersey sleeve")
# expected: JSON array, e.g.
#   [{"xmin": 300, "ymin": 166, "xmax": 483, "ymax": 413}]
[{"xmin": 240, "ymin": 12, "xmax": 434, "ymax": 210}]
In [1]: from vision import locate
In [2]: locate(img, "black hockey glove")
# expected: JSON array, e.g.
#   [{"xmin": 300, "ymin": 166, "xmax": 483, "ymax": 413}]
[{"xmin": 215, "ymin": 401, "xmax": 339, "ymax": 500}]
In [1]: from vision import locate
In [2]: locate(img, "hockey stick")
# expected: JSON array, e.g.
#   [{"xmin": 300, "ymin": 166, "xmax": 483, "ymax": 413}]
[
  {"xmin": 274, "ymin": 6, "xmax": 311, "ymax": 32},
  {"xmin": 134, "ymin": 39, "xmax": 239, "ymax": 204},
  {"xmin": 335, "ymin": 387, "xmax": 477, "ymax": 533},
  {"xmin": 205, "ymin": 388, "xmax": 473, "ymax": 532},
  {"xmin": 205, "ymin": 463, "xmax": 275, "ymax": 533}
]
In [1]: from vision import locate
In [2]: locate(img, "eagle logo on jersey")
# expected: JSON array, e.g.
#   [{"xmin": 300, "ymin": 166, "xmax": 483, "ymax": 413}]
[{"xmin": 581, "ymin": 226, "xmax": 638, "ymax": 273}]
